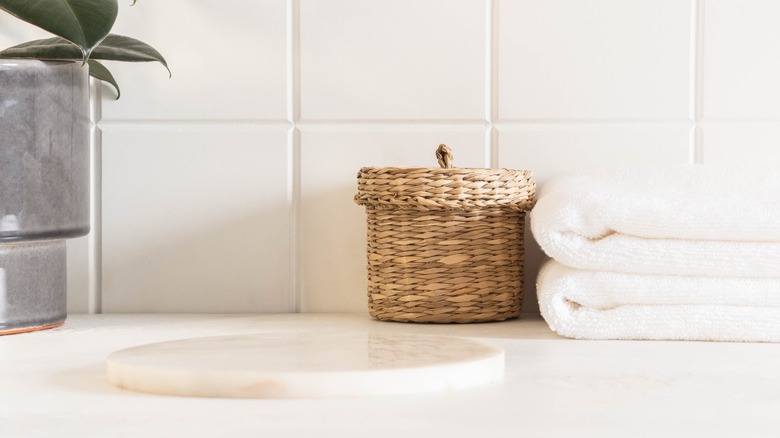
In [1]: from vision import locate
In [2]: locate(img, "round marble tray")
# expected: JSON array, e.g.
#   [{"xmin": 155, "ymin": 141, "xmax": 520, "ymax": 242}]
[{"xmin": 107, "ymin": 332, "xmax": 504, "ymax": 399}]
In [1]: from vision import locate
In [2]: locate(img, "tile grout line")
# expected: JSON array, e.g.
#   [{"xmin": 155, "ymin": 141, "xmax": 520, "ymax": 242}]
[
  {"xmin": 485, "ymin": 0, "xmax": 498, "ymax": 167},
  {"xmin": 287, "ymin": 0, "xmax": 302, "ymax": 313},
  {"xmin": 696, "ymin": 118, "xmax": 780, "ymax": 124},
  {"xmin": 98, "ymin": 120, "xmax": 294, "ymax": 128},
  {"xmin": 92, "ymin": 118, "xmax": 780, "ymax": 128},
  {"xmin": 88, "ymin": 79, "xmax": 103, "ymax": 314},
  {"xmin": 496, "ymin": 118, "xmax": 694, "ymax": 126},
  {"xmin": 288, "ymin": 0, "xmax": 301, "ymax": 126},
  {"xmin": 295, "ymin": 119, "xmax": 492, "ymax": 127},
  {"xmin": 693, "ymin": 0, "xmax": 705, "ymax": 164}
]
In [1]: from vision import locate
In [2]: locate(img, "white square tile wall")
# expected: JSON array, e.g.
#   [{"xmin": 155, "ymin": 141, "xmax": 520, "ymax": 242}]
[
  {"xmin": 499, "ymin": 126, "xmax": 692, "ymax": 186},
  {"xmin": 497, "ymin": 0, "xmax": 693, "ymax": 121},
  {"xmin": 299, "ymin": 0, "xmax": 487, "ymax": 121},
  {"xmin": 35, "ymin": 0, "xmax": 780, "ymax": 314},
  {"xmin": 703, "ymin": 0, "xmax": 780, "ymax": 120},
  {"xmin": 102, "ymin": 0, "xmax": 288, "ymax": 121},
  {"xmin": 701, "ymin": 124, "xmax": 780, "ymax": 164},
  {"xmin": 100, "ymin": 128, "xmax": 290, "ymax": 313},
  {"xmin": 0, "ymin": 12, "xmax": 50, "ymax": 47}
]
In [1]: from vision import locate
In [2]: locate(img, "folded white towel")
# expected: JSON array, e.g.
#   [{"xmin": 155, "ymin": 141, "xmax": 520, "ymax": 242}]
[
  {"xmin": 538, "ymin": 259, "xmax": 780, "ymax": 342},
  {"xmin": 530, "ymin": 166, "xmax": 780, "ymax": 277}
]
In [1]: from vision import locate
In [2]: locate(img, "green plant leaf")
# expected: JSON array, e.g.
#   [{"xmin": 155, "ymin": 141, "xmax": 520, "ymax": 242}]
[
  {"xmin": 0, "ymin": 34, "xmax": 170, "ymax": 76},
  {"xmin": 0, "ymin": 0, "xmax": 119, "ymax": 59},
  {"xmin": 0, "ymin": 36, "xmax": 85, "ymax": 58},
  {"xmin": 87, "ymin": 59, "xmax": 120, "ymax": 99},
  {"xmin": 93, "ymin": 34, "xmax": 170, "ymax": 76}
]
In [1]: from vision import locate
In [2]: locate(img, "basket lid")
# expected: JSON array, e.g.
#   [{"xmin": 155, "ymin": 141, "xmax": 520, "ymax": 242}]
[{"xmin": 355, "ymin": 144, "xmax": 536, "ymax": 211}]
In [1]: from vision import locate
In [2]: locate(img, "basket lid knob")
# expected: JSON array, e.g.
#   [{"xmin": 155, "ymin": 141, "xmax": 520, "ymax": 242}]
[{"xmin": 435, "ymin": 144, "xmax": 453, "ymax": 169}]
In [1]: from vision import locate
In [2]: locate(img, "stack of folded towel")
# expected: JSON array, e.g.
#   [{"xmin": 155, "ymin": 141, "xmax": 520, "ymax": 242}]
[{"xmin": 531, "ymin": 165, "xmax": 780, "ymax": 342}]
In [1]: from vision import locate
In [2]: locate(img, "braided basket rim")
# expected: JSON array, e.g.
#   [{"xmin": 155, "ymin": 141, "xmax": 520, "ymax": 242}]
[
  {"xmin": 356, "ymin": 165, "xmax": 531, "ymax": 173},
  {"xmin": 355, "ymin": 166, "xmax": 536, "ymax": 211}
]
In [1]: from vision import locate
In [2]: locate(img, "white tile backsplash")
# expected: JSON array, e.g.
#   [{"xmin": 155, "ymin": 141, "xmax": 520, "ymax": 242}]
[
  {"xmin": 0, "ymin": 11, "xmax": 51, "ymax": 47},
  {"xmin": 20, "ymin": 0, "xmax": 776, "ymax": 314},
  {"xmin": 299, "ymin": 0, "xmax": 487, "ymax": 121},
  {"xmin": 498, "ymin": 125, "xmax": 693, "ymax": 186},
  {"xmin": 100, "ymin": 127, "xmax": 290, "ymax": 313},
  {"xmin": 101, "ymin": 0, "xmax": 288, "ymax": 121},
  {"xmin": 703, "ymin": 0, "xmax": 780, "ymax": 120},
  {"xmin": 702, "ymin": 124, "xmax": 780, "ymax": 164},
  {"xmin": 498, "ymin": 0, "xmax": 693, "ymax": 121}
]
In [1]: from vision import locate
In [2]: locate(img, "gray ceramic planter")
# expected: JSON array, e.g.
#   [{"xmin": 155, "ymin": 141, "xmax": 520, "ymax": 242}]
[{"xmin": 0, "ymin": 60, "xmax": 90, "ymax": 334}]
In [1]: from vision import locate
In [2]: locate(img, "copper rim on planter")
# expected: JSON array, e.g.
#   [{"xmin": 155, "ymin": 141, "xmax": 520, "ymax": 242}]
[{"xmin": 355, "ymin": 145, "xmax": 536, "ymax": 323}]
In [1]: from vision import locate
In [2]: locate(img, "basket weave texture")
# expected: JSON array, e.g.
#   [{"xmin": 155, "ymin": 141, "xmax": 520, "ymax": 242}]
[{"xmin": 355, "ymin": 145, "xmax": 536, "ymax": 323}]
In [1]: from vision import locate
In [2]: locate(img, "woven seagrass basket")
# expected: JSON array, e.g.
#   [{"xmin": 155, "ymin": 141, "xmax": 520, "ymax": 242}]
[{"xmin": 354, "ymin": 145, "xmax": 536, "ymax": 323}]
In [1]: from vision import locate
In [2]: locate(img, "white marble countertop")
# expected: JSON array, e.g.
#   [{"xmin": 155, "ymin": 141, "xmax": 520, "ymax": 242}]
[{"xmin": 3, "ymin": 313, "xmax": 779, "ymax": 437}]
